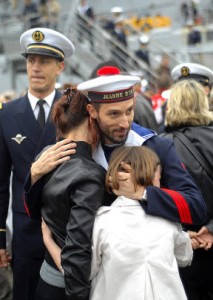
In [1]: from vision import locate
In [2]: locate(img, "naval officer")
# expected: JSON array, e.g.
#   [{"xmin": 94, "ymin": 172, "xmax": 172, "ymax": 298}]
[{"xmin": 0, "ymin": 27, "xmax": 75, "ymax": 300}]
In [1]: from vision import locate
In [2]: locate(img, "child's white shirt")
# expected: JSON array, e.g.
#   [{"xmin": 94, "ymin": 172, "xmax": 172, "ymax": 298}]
[{"xmin": 90, "ymin": 196, "xmax": 193, "ymax": 300}]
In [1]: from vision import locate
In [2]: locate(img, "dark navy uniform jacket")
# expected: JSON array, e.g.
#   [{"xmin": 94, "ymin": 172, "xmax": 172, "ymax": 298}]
[
  {"xmin": 132, "ymin": 122, "xmax": 206, "ymax": 225},
  {"xmin": 0, "ymin": 90, "xmax": 61, "ymax": 255}
]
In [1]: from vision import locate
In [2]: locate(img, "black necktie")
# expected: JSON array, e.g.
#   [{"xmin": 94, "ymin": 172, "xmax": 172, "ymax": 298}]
[{"xmin": 37, "ymin": 99, "xmax": 46, "ymax": 129}]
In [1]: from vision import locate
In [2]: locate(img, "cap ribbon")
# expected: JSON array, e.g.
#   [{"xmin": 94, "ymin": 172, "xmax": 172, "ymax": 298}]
[
  {"xmin": 27, "ymin": 44, "xmax": 64, "ymax": 59},
  {"xmin": 88, "ymin": 87, "xmax": 134, "ymax": 103}
]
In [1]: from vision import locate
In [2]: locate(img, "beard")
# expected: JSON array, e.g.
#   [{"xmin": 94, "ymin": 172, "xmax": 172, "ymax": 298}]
[{"xmin": 96, "ymin": 117, "xmax": 131, "ymax": 145}]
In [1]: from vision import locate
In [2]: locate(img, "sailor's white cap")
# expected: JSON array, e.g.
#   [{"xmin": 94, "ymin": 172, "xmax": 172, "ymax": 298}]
[
  {"xmin": 139, "ymin": 35, "xmax": 150, "ymax": 44},
  {"xmin": 171, "ymin": 63, "xmax": 213, "ymax": 85},
  {"xmin": 20, "ymin": 27, "xmax": 75, "ymax": 61},
  {"xmin": 77, "ymin": 75, "xmax": 140, "ymax": 103},
  {"xmin": 111, "ymin": 6, "xmax": 123, "ymax": 14}
]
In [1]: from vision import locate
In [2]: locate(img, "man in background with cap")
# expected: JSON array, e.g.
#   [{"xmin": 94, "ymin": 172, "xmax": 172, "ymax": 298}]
[
  {"xmin": 102, "ymin": 6, "xmax": 124, "ymax": 34},
  {"xmin": 135, "ymin": 34, "xmax": 150, "ymax": 66},
  {"xmin": 0, "ymin": 27, "xmax": 75, "ymax": 300}
]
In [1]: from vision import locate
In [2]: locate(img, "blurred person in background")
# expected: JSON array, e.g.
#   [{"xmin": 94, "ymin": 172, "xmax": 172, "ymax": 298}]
[
  {"xmin": 22, "ymin": 0, "xmax": 41, "ymax": 29},
  {"xmin": 151, "ymin": 73, "xmax": 172, "ymax": 129},
  {"xmin": 0, "ymin": 90, "xmax": 16, "ymax": 104},
  {"xmin": 112, "ymin": 17, "xmax": 128, "ymax": 47},
  {"xmin": 155, "ymin": 54, "xmax": 172, "ymax": 79},
  {"xmin": 161, "ymin": 79, "xmax": 213, "ymax": 300},
  {"xmin": 77, "ymin": 0, "xmax": 95, "ymax": 50},
  {"xmin": 186, "ymin": 20, "xmax": 202, "ymax": 46},
  {"xmin": 102, "ymin": 6, "xmax": 124, "ymax": 34},
  {"xmin": 135, "ymin": 34, "xmax": 150, "ymax": 66},
  {"xmin": 110, "ymin": 17, "xmax": 128, "ymax": 68},
  {"xmin": 39, "ymin": 0, "xmax": 50, "ymax": 28},
  {"xmin": 47, "ymin": 0, "xmax": 61, "ymax": 30},
  {"xmin": 133, "ymin": 76, "xmax": 159, "ymax": 133}
]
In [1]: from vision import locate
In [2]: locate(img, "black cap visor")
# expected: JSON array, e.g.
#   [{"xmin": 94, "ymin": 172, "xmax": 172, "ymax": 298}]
[{"xmin": 21, "ymin": 44, "xmax": 64, "ymax": 61}]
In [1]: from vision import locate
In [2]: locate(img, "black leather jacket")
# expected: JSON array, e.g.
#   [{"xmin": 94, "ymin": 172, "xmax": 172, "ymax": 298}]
[{"xmin": 25, "ymin": 141, "xmax": 106, "ymax": 300}]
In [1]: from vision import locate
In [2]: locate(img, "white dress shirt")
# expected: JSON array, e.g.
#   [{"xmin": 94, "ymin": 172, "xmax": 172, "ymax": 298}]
[{"xmin": 28, "ymin": 90, "xmax": 56, "ymax": 122}]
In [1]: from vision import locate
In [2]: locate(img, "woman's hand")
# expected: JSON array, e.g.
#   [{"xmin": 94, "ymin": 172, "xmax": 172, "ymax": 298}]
[{"xmin": 31, "ymin": 138, "xmax": 77, "ymax": 184}]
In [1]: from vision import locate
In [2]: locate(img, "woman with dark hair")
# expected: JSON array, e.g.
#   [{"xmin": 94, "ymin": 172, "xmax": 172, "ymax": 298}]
[{"xmin": 24, "ymin": 88, "xmax": 106, "ymax": 300}]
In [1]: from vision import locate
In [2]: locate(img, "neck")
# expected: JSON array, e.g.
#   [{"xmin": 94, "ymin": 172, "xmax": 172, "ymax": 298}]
[
  {"xmin": 29, "ymin": 88, "xmax": 55, "ymax": 99},
  {"xmin": 64, "ymin": 120, "xmax": 90, "ymax": 143}
]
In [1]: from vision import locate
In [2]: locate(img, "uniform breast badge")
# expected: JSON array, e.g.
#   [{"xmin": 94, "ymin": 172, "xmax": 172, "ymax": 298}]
[{"xmin": 11, "ymin": 134, "xmax": 27, "ymax": 144}]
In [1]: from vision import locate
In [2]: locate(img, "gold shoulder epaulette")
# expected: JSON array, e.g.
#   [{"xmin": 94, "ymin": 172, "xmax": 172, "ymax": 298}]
[{"xmin": 0, "ymin": 103, "xmax": 3, "ymax": 110}]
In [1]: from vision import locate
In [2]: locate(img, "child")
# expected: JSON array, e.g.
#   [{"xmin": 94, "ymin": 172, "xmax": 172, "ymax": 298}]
[{"xmin": 89, "ymin": 145, "xmax": 192, "ymax": 300}]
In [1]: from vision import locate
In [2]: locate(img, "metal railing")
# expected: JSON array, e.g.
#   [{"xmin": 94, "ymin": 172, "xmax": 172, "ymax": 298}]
[{"xmin": 60, "ymin": 9, "xmax": 159, "ymax": 84}]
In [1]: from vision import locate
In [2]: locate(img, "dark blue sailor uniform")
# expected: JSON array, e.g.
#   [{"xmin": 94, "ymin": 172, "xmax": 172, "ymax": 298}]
[
  {"xmin": 132, "ymin": 122, "xmax": 206, "ymax": 224},
  {"xmin": 0, "ymin": 90, "xmax": 61, "ymax": 300}
]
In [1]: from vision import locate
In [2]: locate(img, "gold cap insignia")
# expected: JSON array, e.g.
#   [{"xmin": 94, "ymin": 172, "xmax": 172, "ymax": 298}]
[
  {"xmin": 32, "ymin": 31, "xmax": 44, "ymax": 43},
  {"xmin": 181, "ymin": 66, "xmax": 190, "ymax": 77}
]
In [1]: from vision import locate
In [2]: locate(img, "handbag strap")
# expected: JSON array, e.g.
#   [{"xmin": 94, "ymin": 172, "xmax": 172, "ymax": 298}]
[{"xmin": 174, "ymin": 131, "xmax": 212, "ymax": 177}]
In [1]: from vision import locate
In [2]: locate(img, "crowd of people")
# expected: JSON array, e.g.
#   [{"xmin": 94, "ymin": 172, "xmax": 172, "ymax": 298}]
[
  {"xmin": 0, "ymin": 6, "xmax": 213, "ymax": 300},
  {"xmin": 0, "ymin": 0, "xmax": 61, "ymax": 30}
]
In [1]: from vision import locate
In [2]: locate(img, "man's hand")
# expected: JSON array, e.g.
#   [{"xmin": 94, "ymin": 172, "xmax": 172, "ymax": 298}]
[
  {"xmin": 109, "ymin": 162, "xmax": 145, "ymax": 200},
  {"xmin": 188, "ymin": 228, "xmax": 213, "ymax": 250},
  {"xmin": 31, "ymin": 138, "xmax": 76, "ymax": 184},
  {"xmin": 196, "ymin": 226, "xmax": 213, "ymax": 250},
  {"xmin": 188, "ymin": 231, "xmax": 203, "ymax": 249},
  {"xmin": 0, "ymin": 249, "xmax": 12, "ymax": 268}
]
